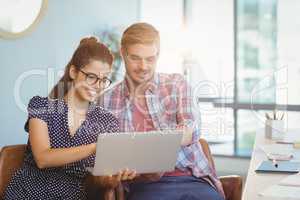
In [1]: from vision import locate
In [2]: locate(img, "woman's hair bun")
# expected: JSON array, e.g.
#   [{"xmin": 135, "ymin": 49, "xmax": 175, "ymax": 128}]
[{"xmin": 79, "ymin": 36, "xmax": 100, "ymax": 45}]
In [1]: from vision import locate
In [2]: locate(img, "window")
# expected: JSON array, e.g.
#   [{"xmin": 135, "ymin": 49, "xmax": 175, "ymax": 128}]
[
  {"xmin": 140, "ymin": 0, "xmax": 184, "ymax": 74},
  {"xmin": 140, "ymin": 0, "xmax": 300, "ymax": 157},
  {"xmin": 236, "ymin": 0, "xmax": 300, "ymax": 156}
]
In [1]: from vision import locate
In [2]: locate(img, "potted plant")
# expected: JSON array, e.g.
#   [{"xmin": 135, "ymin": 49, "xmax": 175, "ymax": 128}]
[{"xmin": 98, "ymin": 26, "xmax": 124, "ymax": 83}]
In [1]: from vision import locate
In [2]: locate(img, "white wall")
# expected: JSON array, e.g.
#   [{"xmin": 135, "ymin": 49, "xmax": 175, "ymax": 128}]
[{"xmin": 0, "ymin": 0, "xmax": 140, "ymax": 146}]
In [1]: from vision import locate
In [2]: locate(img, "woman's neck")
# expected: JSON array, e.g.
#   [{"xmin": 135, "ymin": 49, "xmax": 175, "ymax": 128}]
[{"xmin": 64, "ymin": 89, "xmax": 89, "ymax": 114}]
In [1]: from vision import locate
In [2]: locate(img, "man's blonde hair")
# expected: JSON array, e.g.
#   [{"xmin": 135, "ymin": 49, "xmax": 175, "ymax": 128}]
[{"xmin": 121, "ymin": 22, "xmax": 160, "ymax": 50}]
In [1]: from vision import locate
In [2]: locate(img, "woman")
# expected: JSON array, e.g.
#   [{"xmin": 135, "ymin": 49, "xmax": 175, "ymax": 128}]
[{"xmin": 4, "ymin": 37, "xmax": 136, "ymax": 200}]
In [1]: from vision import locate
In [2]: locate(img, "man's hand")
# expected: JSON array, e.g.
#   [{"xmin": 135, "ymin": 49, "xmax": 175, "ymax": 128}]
[
  {"xmin": 141, "ymin": 172, "xmax": 163, "ymax": 181},
  {"xmin": 92, "ymin": 169, "xmax": 137, "ymax": 188},
  {"xmin": 118, "ymin": 168, "xmax": 137, "ymax": 181},
  {"xmin": 133, "ymin": 172, "xmax": 163, "ymax": 182},
  {"xmin": 179, "ymin": 127, "xmax": 193, "ymax": 146}
]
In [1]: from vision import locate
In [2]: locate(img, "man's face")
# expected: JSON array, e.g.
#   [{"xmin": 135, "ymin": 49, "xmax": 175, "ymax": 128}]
[{"xmin": 122, "ymin": 43, "xmax": 159, "ymax": 87}]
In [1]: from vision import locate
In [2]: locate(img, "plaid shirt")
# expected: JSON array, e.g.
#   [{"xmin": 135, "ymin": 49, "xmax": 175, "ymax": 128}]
[{"xmin": 98, "ymin": 73, "xmax": 224, "ymax": 197}]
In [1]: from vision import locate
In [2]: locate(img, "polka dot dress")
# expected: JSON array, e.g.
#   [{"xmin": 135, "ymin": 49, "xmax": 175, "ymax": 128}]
[{"xmin": 4, "ymin": 96, "xmax": 119, "ymax": 200}]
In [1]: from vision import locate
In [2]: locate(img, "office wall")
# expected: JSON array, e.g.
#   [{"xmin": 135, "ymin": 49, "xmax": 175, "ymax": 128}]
[{"xmin": 0, "ymin": 0, "xmax": 139, "ymax": 146}]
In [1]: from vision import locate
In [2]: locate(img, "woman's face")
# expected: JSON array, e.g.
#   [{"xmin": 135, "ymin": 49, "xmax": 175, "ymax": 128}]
[{"xmin": 71, "ymin": 60, "xmax": 111, "ymax": 102}]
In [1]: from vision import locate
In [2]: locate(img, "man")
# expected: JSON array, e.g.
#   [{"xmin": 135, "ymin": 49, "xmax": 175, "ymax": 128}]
[{"xmin": 99, "ymin": 22, "xmax": 224, "ymax": 200}]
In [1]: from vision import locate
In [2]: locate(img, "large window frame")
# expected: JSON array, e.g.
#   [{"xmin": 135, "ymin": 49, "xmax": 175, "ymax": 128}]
[
  {"xmin": 193, "ymin": 0, "xmax": 300, "ymax": 157},
  {"xmin": 140, "ymin": 0, "xmax": 300, "ymax": 157}
]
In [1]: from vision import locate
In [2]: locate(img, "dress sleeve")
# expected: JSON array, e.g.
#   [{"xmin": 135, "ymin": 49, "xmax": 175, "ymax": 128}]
[{"xmin": 24, "ymin": 96, "xmax": 49, "ymax": 132}]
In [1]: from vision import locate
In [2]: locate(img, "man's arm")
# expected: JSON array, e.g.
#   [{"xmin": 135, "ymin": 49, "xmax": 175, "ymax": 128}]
[{"xmin": 175, "ymin": 74, "xmax": 201, "ymax": 146}]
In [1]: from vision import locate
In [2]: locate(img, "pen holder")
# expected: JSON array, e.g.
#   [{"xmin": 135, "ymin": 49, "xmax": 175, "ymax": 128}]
[{"xmin": 265, "ymin": 120, "xmax": 285, "ymax": 140}]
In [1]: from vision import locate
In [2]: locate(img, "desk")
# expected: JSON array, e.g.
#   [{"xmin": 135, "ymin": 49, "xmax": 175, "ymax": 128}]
[{"xmin": 242, "ymin": 129, "xmax": 300, "ymax": 200}]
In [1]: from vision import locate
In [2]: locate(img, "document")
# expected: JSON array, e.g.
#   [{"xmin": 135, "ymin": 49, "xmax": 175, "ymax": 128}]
[
  {"xmin": 259, "ymin": 185, "xmax": 300, "ymax": 199},
  {"xmin": 280, "ymin": 131, "xmax": 300, "ymax": 144},
  {"xmin": 279, "ymin": 173, "xmax": 300, "ymax": 187},
  {"xmin": 260, "ymin": 144, "xmax": 294, "ymax": 160}
]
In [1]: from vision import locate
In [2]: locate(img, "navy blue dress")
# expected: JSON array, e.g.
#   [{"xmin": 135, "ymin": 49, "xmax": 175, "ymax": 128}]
[{"xmin": 4, "ymin": 96, "xmax": 119, "ymax": 200}]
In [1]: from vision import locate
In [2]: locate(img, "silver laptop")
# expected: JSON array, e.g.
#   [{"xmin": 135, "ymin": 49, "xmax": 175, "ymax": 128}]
[{"xmin": 87, "ymin": 130, "xmax": 183, "ymax": 176}]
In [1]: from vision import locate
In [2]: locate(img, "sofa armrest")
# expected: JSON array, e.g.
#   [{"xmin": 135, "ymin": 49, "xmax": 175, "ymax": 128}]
[
  {"xmin": 219, "ymin": 175, "xmax": 242, "ymax": 200},
  {"xmin": 0, "ymin": 145, "xmax": 26, "ymax": 199}
]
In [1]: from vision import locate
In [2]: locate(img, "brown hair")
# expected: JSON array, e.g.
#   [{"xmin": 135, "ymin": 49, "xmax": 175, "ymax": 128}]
[
  {"xmin": 49, "ymin": 36, "xmax": 114, "ymax": 99},
  {"xmin": 121, "ymin": 22, "xmax": 160, "ymax": 51}
]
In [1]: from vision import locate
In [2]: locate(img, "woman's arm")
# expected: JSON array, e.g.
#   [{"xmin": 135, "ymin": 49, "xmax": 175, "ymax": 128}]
[{"xmin": 29, "ymin": 118, "xmax": 96, "ymax": 169}]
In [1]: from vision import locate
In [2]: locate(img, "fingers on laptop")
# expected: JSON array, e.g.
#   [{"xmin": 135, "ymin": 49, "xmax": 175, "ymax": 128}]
[
  {"xmin": 127, "ymin": 170, "xmax": 137, "ymax": 180},
  {"xmin": 119, "ymin": 168, "xmax": 136, "ymax": 180}
]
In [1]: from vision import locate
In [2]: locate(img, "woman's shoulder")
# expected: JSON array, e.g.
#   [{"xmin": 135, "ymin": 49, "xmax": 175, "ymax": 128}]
[
  {"xmin": 25, "ymin": 96, "xmax": 53, "ymax": 130},
  {"xmin": 28, "ymin": 96, "xmax": 64, "ymax": 107},
  {"xmin": 27, "ymin": 96, "xmax": 64, "ymax": 116},
  {"xmin": 27, "ymin": 96, "xmax": 51, "ymax": 114},
  {"xmin": 28, "ymin": 95, "xmax": 48, "ymax": 106}
]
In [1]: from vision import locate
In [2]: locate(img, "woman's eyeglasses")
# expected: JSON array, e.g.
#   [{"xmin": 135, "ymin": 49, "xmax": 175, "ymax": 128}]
[{"xmin": 78, "ymin": 69, "xmax": 112, "ymax": 88}]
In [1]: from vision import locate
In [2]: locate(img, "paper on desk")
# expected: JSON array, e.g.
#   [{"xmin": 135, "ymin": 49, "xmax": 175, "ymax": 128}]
[
  {"xmin": 259, "ymin": 185, "xmax": 300, "ymax": 199},
  {"xmin": 279, "ymin": 173, "xmax": 300, "ymax": 187},
  {"xmin": 260, "ymin": 144, "xmax": 294, "ymax": 160},
  {"xmin": 280, "ymin": 131, "xmax": 300, "ymax": 143}
]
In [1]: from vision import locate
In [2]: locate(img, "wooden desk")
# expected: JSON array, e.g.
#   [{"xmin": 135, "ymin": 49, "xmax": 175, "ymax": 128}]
[{"xmin": 242, "ymin": 129, "xmax": 300, "ymax": 200}]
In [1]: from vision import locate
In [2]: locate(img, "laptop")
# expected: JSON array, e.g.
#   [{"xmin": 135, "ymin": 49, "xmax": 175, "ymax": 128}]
[{"xmin": 87, "ymin": 130, "xmax": 183, "ymax": 176}]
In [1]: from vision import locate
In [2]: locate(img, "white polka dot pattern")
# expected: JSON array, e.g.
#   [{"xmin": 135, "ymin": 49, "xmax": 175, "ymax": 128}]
[{"xmin": 4, "ymin": 96, "xmax": 120, "ymax": 200}]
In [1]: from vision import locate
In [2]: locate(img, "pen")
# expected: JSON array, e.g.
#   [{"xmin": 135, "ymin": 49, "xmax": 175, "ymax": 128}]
[
  {"xmin": 272, "ymin": 159, "xmax": 278, "ymax": 168},
  {"xmin": 265, "ymin": 113, "xmax": 271, "ymax": 120},
  {"xmin": 276, "ymin": 141, "xmax": 293, "ymax": 145}
]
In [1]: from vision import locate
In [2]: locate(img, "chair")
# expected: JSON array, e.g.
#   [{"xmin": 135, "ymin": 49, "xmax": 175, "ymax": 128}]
[
  {"xmin": 0, "ymin": 144, "xmax": 115, "ymax": 200},
  {"xmin": 114, "ymin": 139, "xmax": 243, "ymax": 200},
  {"xmin": 0, "ymin": 140, "xmax": 243, "ymax": 200},
  {"xmin": 199, "ymin": 139, "xmax": 243, "ymax": 200}
]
